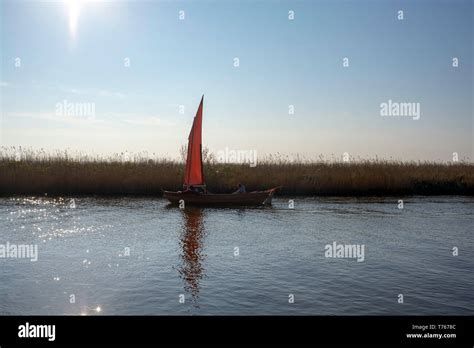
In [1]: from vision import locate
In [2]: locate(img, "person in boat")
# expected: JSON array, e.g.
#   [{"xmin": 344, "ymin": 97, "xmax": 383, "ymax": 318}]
[
  {"xmin": 189, "ymin": 185, "xmax": 199, "ymax": 194},
  {"xmin": 184, "ymin": 185, "xmax": 203, "ymax": 194},
  {"xmin": 233, "ymin": 183, "xmax": 246, "ymax": 194}
]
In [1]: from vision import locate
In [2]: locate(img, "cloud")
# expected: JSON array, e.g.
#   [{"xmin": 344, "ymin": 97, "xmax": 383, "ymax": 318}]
[
  {"xmin": 6, "ymin": 111, "xmax": 176, "ymax": 128},
  {"xmin": 6, "ymin": 112, "xmax": 101, "ymax": 124},
  {"xmin": 97, "ymin": 90, "xmax": 126, "ymax": 98},
  {"xmin": 70, "ymin": 88, "xmax": 125, "ymax": 98},
  {"xmin": 125, "ymin": 116, "xmax": 166, "ymax": 126},
  {"xmin": 125, "ymin": 117, "xmax": 161, "ymax": 126},
  {"xmin": 3, "ymin": 80, "xmax": 126, "ymax": 98}
]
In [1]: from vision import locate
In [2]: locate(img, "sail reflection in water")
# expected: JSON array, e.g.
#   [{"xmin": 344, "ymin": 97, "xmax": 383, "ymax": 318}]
[{"xmin": 178, "ymin": 208, "xmax": 206, "ymax": 307}]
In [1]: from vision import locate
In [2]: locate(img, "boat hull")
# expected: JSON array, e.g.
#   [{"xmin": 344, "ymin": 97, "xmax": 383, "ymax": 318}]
[{"xmin": 163, "ymin": 188, "xmax": 278, "ymax": 206}]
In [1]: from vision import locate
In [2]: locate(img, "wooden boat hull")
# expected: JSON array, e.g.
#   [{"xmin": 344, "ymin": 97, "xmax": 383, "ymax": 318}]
[{"xmin": 163, "ymin": 188, "xmax": 278, "ymax": 206}]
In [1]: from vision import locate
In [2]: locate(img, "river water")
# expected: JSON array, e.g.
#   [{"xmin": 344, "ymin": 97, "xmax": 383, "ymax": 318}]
[{"xmin": 0, "ymin": 196, "xmax": 472, "ymax": 315}]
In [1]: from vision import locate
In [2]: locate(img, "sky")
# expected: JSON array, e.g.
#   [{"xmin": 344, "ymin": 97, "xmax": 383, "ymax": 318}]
[{"xmin": 0, "ymin": 0, "xmax": 472, "ymax": 161}]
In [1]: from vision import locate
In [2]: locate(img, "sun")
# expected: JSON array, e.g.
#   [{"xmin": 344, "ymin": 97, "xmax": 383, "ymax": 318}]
[{"xmin": 65, "ymin": 0, "xmax": 82, "ymax": 39}]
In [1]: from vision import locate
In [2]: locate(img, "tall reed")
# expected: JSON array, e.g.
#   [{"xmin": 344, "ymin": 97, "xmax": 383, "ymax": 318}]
[{"xmin": 0, "ymin": 147, "xmax": 472, "ymax": 196}]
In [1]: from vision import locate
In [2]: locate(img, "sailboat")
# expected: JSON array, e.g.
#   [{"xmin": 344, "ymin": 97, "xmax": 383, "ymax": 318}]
[{"xmin": 163, "ymin": 96, "xmax": 279, "ymax": 206}]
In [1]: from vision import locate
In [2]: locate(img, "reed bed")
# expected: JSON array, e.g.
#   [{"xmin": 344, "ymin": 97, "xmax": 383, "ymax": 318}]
[{"xmin": 0, "ymin": 147, "xmax": 472, "ymax": 196}]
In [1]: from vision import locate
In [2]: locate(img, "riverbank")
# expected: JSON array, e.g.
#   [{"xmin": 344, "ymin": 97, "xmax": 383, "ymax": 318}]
[{"xmin": 0, "ymin": 151, "xmax": 472, "ymax": 196}]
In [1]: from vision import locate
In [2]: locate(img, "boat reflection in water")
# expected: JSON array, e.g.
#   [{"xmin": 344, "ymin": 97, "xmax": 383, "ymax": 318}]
[{"xmin": 178, "ymin": 208, "xmax": 206, "ymax": 307}]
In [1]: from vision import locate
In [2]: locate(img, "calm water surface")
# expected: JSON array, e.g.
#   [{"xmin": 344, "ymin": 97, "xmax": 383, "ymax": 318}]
[{"xmin": 0, "ymin": 196, "xmax": 472, "ymax": 315}]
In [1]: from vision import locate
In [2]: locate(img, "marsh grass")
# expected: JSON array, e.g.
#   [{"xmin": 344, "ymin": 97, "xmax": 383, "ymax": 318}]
[{"xmin": 0, "ymin": 147, "xmax": 472, "ymax": 196}]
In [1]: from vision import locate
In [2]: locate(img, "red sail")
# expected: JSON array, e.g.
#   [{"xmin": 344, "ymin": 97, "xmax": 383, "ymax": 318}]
[{"xmin": 184, "ymin": 96, "xmax": 205, "ymax": 187}]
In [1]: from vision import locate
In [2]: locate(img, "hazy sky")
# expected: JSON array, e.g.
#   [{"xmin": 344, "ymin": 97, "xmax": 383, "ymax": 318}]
[{"xmin": 1, "ymin": 0, "xmax": 472, "ymax": 161}]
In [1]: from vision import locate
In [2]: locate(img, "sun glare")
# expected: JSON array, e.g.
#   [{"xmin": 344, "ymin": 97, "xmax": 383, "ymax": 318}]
[{"xmin": 65, "ymin": 0, "xmax": 82, "ymax": 39}]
